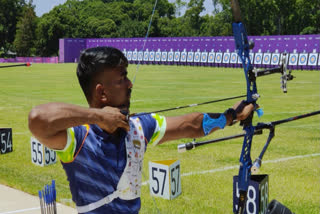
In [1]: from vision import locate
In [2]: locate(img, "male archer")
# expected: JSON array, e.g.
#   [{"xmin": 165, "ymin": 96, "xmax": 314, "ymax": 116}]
[{"xmin": 28, "ymin": 46, "xmax": 254, "ymax": 213}]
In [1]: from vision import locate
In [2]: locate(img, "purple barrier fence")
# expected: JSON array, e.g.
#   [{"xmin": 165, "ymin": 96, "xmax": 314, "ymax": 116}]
[
  {"xmin": 59, "ymin": 35, "xmax": 320, "ymax": 70},
  {"xmin": 0, "ymin": 57, "xmax": 58, "ymax": 63}
]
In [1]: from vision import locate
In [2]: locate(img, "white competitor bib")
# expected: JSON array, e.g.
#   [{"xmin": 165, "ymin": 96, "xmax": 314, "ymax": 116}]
[
  {"xmin": 77, "ymin": 118, "xmax": 146, "ymax": 213},
  {"xmin": 117, "ymin": 117, "xmax": 145, "ymax": 199}
]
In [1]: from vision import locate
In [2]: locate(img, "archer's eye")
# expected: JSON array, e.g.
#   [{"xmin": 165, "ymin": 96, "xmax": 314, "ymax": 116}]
[{"xmin": 118, "ymin": 76, "xmax": 127, "ymax": 84}]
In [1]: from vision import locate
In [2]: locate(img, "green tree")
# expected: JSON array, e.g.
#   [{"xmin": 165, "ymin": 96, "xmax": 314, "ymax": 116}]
[
  {"xmin": 35, "ymin": 9, "xmax": 66, "ymax": 56},
  {"xmin": 87, "ymin": 17, "xmax": 118, "ymax": 38},
  {"xmin": 295, "ymin": 0, "xmax": 320, "ymax": 34},
  {"xmin": 174, "ymin": 0, "xmax": 187, "ymax": 17},
  {"xmin": 16, "ymin": 0, "xmax": 320, "ymax": 57},
  {"xmin": 184, "ymin": 0, "xmax": 205, "ymax": 34},
  {"xmin": 158, "ymin": 17, "xmax": 181, "ymax": 36},
  {"xmin": 118, "ymin": 19, "xmax": 148, "ymax": 37},
  {"xmin": 14, "ymin": 1, "xmax": 37, "ymax": 56},
  {"xmin": 274, "ymin": 0, "xmax": 297, "ymax": 35},
  {"xmin": 0, "ymin": 0, "xmax": 25, "ymax": 55},
  {"xmin": 200, "ymin": 12, "xmax": 231, "ymax": 36},
  {"xmin": 213, "ymin": 0, "xmax": 319, "ymax": 35}
]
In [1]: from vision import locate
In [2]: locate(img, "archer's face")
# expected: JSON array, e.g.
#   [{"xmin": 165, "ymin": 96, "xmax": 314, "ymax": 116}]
[{"xmin": 99, "ymin": 66, "xmax": 132, "ymax": 111}]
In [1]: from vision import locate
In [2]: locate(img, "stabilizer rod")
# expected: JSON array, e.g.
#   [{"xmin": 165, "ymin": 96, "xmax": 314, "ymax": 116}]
[
  {"xmin": 0, "ymin": 63, "xmax": 31, "ymax": 68},
  {"xmin": 178, "ymin": 110, "xmax": 320, "ymax": 153}
]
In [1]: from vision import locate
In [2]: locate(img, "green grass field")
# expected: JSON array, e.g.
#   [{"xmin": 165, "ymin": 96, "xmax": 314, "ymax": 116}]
[{"xmin": 0, "ymin": 63, "xmax": 319, "ymax": 213}]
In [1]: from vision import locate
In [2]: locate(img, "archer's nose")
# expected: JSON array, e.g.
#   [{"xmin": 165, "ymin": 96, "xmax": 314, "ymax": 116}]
[{"xmin": 127, "ymin": 78, "xmax": 133, "ymax": 89}]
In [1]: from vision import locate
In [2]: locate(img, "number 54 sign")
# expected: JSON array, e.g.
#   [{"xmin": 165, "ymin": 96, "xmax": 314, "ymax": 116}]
[
  {"xmin": 149, "ymin": 160, "xmax": 181, "ymax": 200},
  {"xmin": 31, "ymin": 137, "xmax": 57, "ymax": 166},
  {"xmin": 0, "ymin": 128, "xmax": 13, "ymax": 154}
]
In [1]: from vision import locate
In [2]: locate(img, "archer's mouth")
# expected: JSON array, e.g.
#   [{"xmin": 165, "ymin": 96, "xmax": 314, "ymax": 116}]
[
  {"xmin": 117, "ymin": 89, "xmax": 131, "ymax": 110},
  {"xmin": 127, "ymin": 89, "xmax": 131, "ymax": 104}
]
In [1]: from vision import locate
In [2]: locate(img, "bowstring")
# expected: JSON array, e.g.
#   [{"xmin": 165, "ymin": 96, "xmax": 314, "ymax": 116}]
[
  {"xmin": 142, "ymin": 171, "xmax": 161, "ymax": 214},
  {"xmin": 130, "ymin": 0, "xmax": 161, "ymax": 213},
  {"xmin": 131, "ymin": 0, "xmax": 158, "ymax": 86}
]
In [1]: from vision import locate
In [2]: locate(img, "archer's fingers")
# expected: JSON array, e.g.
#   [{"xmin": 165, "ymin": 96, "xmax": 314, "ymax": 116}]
[
  {"xmin": 234, "ymin": 100, "xmax": 248, "ymax": 113},
  {"xmin": 233, "ymin": 100, "xmax": 243, "ymax": 109},
  {"xmin": 118, "ymin": 120, "xmax": 130, "ymax": 132},
  {"xmin": 118, "ymin": 113, "xmax": 128, "ymax": 122}
]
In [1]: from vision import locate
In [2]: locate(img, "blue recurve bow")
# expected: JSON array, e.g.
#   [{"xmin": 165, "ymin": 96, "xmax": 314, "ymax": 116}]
[{"xmin": 230, "ymin": 0, "xmax": 262, "ymax": 213}]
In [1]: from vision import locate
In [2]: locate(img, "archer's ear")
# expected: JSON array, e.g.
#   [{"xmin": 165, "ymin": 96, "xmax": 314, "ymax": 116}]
[{"xmin": 95, "ymin": 83, "xmax": 108, "ymax": 103}]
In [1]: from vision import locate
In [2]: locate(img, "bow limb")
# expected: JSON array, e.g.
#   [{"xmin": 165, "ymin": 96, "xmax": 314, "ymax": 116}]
[{"xmin": 230, "ymin": 0, "xmax": 242, "ymax": 23}]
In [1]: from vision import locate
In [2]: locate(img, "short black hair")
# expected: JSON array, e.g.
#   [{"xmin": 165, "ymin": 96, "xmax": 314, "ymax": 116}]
[{"xmin": 76, "ymin": 46, "xmax": 128, "ymax": 102}]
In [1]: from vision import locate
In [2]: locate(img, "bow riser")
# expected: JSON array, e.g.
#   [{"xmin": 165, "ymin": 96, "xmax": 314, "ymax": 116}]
[
  {"xmin": 238, "ymin": 126, "xmax": 254, "ymax": 191},
  {"xmin": 232, "ymin": 23, "xmax": 257, "ymax": 104}
]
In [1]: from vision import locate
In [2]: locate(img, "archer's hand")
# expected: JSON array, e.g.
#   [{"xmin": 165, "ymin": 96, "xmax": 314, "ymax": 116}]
[
  {"xmin": 97, "ymin": 106, "xmax": 130, "ymax": 133},
  {"xmin": 233, "ymin": 100, "xmax": 256, "ymax": 121}
]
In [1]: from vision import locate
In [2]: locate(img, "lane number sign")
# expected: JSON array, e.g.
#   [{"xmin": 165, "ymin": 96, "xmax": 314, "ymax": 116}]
[
  {"xmin": 149, "ymin": 159, "xmax": 181, "ymax": 200},
  {"xmin": 31, "ymin": 137, "xmax": 57, "ymax": 166},
  {"xmin": 0, "ymin": 128, "xmax": 13, "ymax": 154}
]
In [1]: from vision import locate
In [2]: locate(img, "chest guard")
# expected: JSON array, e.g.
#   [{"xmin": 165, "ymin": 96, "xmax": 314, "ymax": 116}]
[{"xmin": 77, "ymin": 118, "xmax": 146, "ymax": 213}]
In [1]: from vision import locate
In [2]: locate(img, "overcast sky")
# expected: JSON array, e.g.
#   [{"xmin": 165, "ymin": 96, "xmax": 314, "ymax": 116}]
[{"xmin": 33, "ymin": 0, "xmax": 215, "ymax": 17}]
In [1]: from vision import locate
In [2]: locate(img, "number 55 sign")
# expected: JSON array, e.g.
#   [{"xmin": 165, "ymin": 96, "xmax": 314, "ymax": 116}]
[
  {"xmin": 31, "ymin": 137, "xmax": 57, "ymax": 166},
  {"xmin": 149, "ymin": 160, "xmax": 181, "ymax": 200}
]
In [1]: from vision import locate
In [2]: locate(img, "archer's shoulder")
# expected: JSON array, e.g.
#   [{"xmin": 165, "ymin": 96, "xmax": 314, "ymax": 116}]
[{"xmin": 132, "ymin": 113, "xmax": 165, "ymax": 125}]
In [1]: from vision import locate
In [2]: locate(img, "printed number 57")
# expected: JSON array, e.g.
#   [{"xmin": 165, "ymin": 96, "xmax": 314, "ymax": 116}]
[{"xmin": 151, "ymin": 167, "xmax": 167, "ymax": 195}]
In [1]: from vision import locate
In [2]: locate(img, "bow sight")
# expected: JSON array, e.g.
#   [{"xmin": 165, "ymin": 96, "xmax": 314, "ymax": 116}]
[
  {"xmin": 244, "ymin": 40, "xmax": 294, "ymax": 94},
  {"xmin": 251, "ymin": 51, "xmax": 294, "ymax": 93}
]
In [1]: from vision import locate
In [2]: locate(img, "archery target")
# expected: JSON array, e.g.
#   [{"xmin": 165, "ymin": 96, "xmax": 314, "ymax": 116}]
[
  {"xmin": 132, "ymin": 51, "xmax": 138, "ymax": 61},
  {"xmin": 249, "ymin": 53, "xmax": 254, "ymax": 63},
  {"xmin": 230, "ymin": 53, "xmax": 238, "ymax": 64},
  {"xmin": 149, "ymin": 51, "xmax": 155, "ymax": 61},
  {"xmin": 288, "ymin": 53, "xmax": 298, "ymax": 65},
  {"xmin": 168, "ymin": 52, "xmax": 174, "ymax": 62},
  {"xmin": 127, "ymin": 51, "xmax": 132, "ymax": 61},
  {"xmin": 215, "ymin": 52, "xmax": 223, "ymax": 63},
  {"xmin": 161, "ymin": 52, "xmax": 167, "ymax": 62},
  {"xmin": 194, "ymin": 52, "xmax": 201, "ymax": 62},
  {"xmin": 254, "ymin": 53, "xmax": 263, "ymax": 64},
  {"xmin": 201, "ymin": 52, "xmax": 208, "ymax": 63},
  {"xmin": 180, "ymin": 52, "xmax": 187, "ymax": 62},
  {"xmin": 262, "ymin": 53, "xmax": 271, "ymax": 65},
  {"xmin": 187, "ymin": 52, "xmax": 194, "ymax": 62},
  {"xmin": 271, "ymin": 53, "xmax": 280, "ymax": 65},
  {"xmin": 174, "ymin": 51, "xmax": 180, "ymax": 62},
  {"xmin": 308, "ymin": 53, "xmax": 318, "ymax": 66},
  {"xmin": 138, "ymin": 51, "xmax": 143, "ymax": 61},
  {"xmin": 194, "ymin": 52, "xmax": 200, "ymax": 62},
  {"xmin": 298, "ymin": 53, "xmax": 308, "ymax": 66},
  {"xmin": 144, "ymin": 52, "xmax": 149, "ymax": 61},
  {"xmin": 208, "ymin": 52, "xmax": 215, "ymax": 63},
  {"xmin": 222, "ymin": 52, "xmax": 230, "ymax": 64},
  {"xmin": 155, "ymin": 51, "xmax": 161, "ymax": 62}
]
